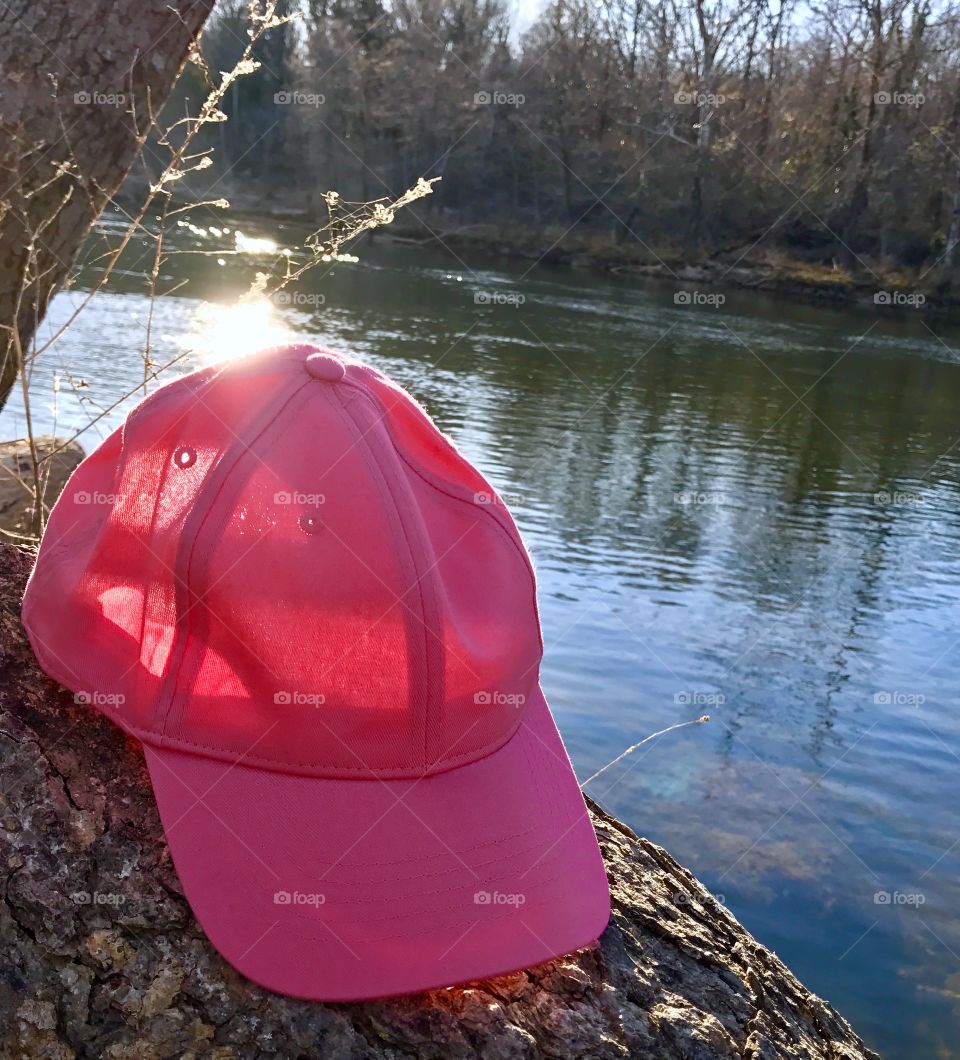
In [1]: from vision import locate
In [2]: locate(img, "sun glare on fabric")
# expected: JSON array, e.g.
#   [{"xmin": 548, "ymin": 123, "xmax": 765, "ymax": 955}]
[{"xmin": 184, "ymin": 299, "xmax": 294, "ymax": 366}]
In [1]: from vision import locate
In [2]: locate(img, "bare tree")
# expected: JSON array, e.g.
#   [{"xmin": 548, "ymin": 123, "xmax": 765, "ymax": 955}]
[{"xmin": 0, "ymin": 0, "xmax": 218, "ymax": 413}]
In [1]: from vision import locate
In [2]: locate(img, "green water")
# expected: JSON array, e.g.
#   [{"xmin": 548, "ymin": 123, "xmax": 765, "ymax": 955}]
[{"xmin": 5, "ymin": 210, "xmax": 960, "ymax": 1056}]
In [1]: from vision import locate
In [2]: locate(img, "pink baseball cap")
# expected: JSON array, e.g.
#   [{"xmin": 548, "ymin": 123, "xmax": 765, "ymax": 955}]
[{"xmin": 21, "ymin": 343, "xmax": 610, "ymax": 1000}]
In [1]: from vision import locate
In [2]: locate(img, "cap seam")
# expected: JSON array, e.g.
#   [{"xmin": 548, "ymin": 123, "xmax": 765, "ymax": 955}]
[
  {"xmin": 340, "ymin": 379, "xmax": 543, "ymax": 659},
  {"xmin": 340, "ymin": 375, "xmax": 529, "ymax": 566},
  {"xmin": 157, "ymin": 376, "xmax": 313, "ymax": 738},
  {"xmin": 146, "ymin": 710, "xmax": 524, "ymax": 774},
  {"xmin": 133, "ymin": 394, "xmax": 221, "ymax": 721},
  {"xmin": 25, "ymin": 626, "xmax": 520, "ymax": 777},
  {"xmin": 114, "ymin": 358, "xmax": 246, "ymax": 732},
  {"xmin": 331, "ymin": 386, "xmax": 440, "ymax": 771}
]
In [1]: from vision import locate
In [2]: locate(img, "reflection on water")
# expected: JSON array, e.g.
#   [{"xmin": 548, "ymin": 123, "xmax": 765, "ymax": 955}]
[{"xmin": 4, "ymin": 212, "xmax": 960, "ymax": 1057}]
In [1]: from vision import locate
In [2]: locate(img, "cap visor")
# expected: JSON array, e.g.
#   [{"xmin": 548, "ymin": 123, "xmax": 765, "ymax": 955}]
[{"xmin": 143, "ymin": 686, "xmax": 611, "ymax": 1001}]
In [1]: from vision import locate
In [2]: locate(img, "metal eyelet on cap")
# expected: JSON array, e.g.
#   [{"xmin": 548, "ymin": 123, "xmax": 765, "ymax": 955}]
[
  {"xmin": 173, "ymin": 446, "xmax": 196, "ymax": 469},
  {"xmin": 299, "ymin": 511, "xmax": 324, "ymax": 535}
]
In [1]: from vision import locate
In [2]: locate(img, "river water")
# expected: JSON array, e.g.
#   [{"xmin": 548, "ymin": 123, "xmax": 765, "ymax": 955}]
[{"xmin": 4, "ymin": 210, "xmax": 960, "ymax": 1056}]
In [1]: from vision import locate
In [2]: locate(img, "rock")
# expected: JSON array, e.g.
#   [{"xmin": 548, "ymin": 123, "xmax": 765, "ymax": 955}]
[
  {"xmin": 0, "ymin": 543, "xmax": 878, "ymax": 1059},
  {"xmin": 0, "ymin": 437, "xmax": 84, "ymax": 537}
]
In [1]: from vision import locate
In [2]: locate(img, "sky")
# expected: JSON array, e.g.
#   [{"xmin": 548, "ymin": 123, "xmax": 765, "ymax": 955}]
[{"xmin": 511, "ymin": 0, "xmax": 549, "ymax": 35}]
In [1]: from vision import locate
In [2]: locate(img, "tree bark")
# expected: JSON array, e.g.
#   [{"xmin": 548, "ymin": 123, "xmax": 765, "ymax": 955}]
[
  {"xmin": 0, "ymin": 542, "xmax": 879, "ymax": 1059},
  {"xmin": 0, "ymin": 0, "xmax": 217, "ymax": 413}
]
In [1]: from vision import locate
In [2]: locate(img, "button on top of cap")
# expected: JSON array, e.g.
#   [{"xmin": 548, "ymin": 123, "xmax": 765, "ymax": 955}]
[{"xmin": 305, "ymin": 352, "xmax": 346, "ymax": 382}]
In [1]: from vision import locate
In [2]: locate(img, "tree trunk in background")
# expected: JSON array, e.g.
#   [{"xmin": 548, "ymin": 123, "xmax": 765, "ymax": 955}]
[
  {"xmin": 840, "ymin": 0, "xmax": 887, "ymax": 261},
  {"xmin": 0, "ymin": 0, "xmax": 217, "ymax": 413},
  {"xmin": 0, "ymin": 542, "xmax": 881, "ymax": 1059},
  {"xmin": 937, "ymin": 17, "xmax": 960, "ymax": 269},
  {"xmin": 757, "ymin": 0, "xmax": 788, "ymax": 158},
  {"xmin": 945, "ymin": 84, "xmax": 960, "ymax": 269}
]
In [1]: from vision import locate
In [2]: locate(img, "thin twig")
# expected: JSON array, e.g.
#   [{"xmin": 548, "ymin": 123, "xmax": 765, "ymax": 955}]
[{"xmin": 580, "ymin": 715, "xmax": 711, "ymax": 788}]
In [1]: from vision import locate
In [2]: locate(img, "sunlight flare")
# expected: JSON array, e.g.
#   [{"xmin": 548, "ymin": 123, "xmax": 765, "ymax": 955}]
[
  {"xmin": 183, "ymin": 298, "xmax": 294, "ymax": 365},
  {"xmin": 234, "ymin": 230, "xmax": 282, "ymax": 255}
]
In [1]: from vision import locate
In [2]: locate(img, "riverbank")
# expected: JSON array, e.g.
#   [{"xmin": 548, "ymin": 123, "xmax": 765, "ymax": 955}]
[
  {"xmin": 0, "ymin": 539, "xmax": 878, "ymax": 1058},
  {"xmin": 377, "ymin": 221, "xmax": 960, "ymax": 319},
  {"xmin": 192, "ymin": 180, "xmax": 960, "ymax": 320}
]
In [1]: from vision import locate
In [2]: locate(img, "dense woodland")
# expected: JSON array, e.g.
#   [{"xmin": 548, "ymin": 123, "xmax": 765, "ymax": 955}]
[{"xmin": 165, "ymin": 0, "xmax": 960, "ymax": 276}]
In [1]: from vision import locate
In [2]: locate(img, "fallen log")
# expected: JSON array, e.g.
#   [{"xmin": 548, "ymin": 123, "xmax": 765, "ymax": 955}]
[{"xmin": 0, "ymin": 542, "xmax": 878, "ymax": 1059}]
